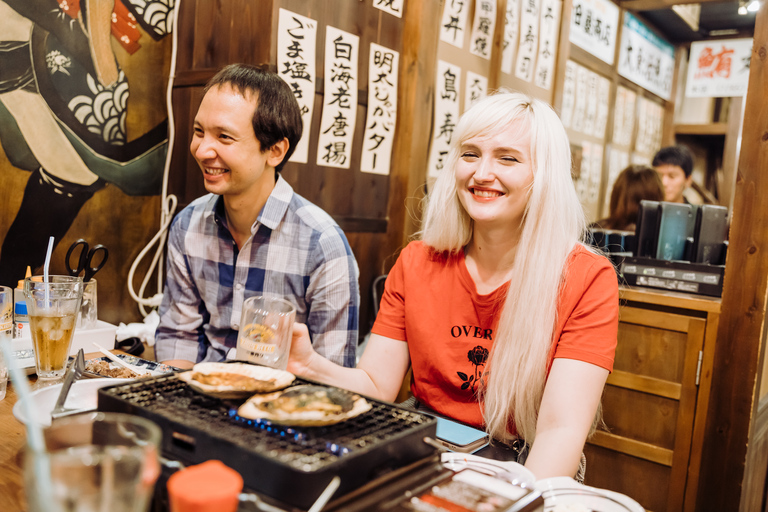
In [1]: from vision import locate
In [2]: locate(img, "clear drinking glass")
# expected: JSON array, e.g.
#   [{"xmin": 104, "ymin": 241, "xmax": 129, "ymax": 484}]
[
  {"xmin": 24, "ymin": 412, "xmax": 162, "ymax": 512},
  {"xmin": 77, "ymin": 279, "xmax": 98, "ymax": 330},
  {"xmin": 236, "ymin": 296, "xmax": 296, "ymax": 370},
  {"xmin": 23, "ymin": 276, "xmax": 83, "ymax": 379},
  {"xmin": 0, "ymin": 285, "xmax": 12, "ymax": 400}
]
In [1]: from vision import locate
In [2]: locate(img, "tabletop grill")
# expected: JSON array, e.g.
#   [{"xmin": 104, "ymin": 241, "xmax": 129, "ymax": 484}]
[{"xmin": 97, "ymin": 375, "xmax": 438, "ymax": 509}]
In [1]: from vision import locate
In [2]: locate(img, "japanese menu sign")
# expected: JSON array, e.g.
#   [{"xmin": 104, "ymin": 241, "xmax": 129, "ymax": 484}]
[
  {"xmin": 428, "ymin": 60, "xmax": 462, "ymax": 179},
  {"xmin": 277, "ymin": 9, "xmax": 318, "ymax": 164},
  {"xmin": 469, "ymin": 0, "xmax": 497, "ymax": 60},
  {"xmin": 534, "ymin": 0, "xmax": 561, "ymax": 90},
  {"xmin": 440, "ymin": 0, "xmax": 471, "ymax": 48},
  {"xmin": 361, "ymin": 43, "xmax": 400, "ymax": 175},
  {"xmin": 685, "ymin": 38, "xmax": 752, "ymax": 98},
  {"xmin": 515, "ymin": 0, "xmax": 541, "ymax": 82},
  {"xmin": 317, "ymin": 27, "xmax": 359, "ymax": 169},
  {"xmin": 465, "ymin": 71, "xmax": 488, "ymax": 112},
  {"xmin": 373, "ymin": 0, "xmax": 404, "ymax": 18},
  {"xmin": 569, "ymin": 0, "xmax": 619, "ymax": 65},
  {"xmin": 618, "ymin": 12, "xmax": 675, "ymax": 101},
  {"xmin": 501, "ymin": 0, "xmax": 520, "ymax": 74}
]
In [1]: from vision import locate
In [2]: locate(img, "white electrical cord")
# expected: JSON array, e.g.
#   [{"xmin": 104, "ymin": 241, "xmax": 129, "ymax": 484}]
[{"xmin": 127, "ymin": 0, "xmax": 181, "ymax": 317}]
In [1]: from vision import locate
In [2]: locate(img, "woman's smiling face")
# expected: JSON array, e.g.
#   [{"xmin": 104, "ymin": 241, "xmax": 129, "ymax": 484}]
[{"xmin": 455, "ymin": 121, "xmax": 535, "ymax": 230}]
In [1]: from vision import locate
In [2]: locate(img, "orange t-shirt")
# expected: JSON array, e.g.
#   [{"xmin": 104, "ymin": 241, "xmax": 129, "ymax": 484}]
[{"xmin": 372, "ymin": 241, "xmax": 619, "ymax": 430}]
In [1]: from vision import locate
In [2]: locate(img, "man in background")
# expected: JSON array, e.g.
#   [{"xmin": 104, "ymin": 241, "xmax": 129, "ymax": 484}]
[
  {"xmin": 156, "ymin": 64, "xmax": 360, "ymax": 369},
  {"xmin": 652, "ymin": 145, "xmax": 694, "ymax": 204}
]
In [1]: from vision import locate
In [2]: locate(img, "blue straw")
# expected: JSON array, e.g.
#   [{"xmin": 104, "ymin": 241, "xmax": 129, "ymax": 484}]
[{"xmin": 0, "ymin": 342, "xmax": 54, "ymax": 506}]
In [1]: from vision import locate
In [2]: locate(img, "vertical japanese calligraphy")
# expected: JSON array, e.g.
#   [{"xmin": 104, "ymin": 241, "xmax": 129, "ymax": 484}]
[
  {"xmin": 560, "ymin": 61, "xmax": 576, "ymax": 128},
  {"xmin": 515, "ymin": 0, "xmax": 541, "ymax": 82},
  {"xmin": 501, "ymin": 0, "xmax": 520, "ymax": 74},
  {"xmin": 440, "ymin": 0, "xmax": 471, "ymax": 48},
  {"xmin": 617, "ymin": 12, "xmax": 675, "ymax": 101},
  {"xmin": 469, "ymin": 0, "xmax": 497, "ymax": 60},
  {"xmin": 685, "ymin": 38, "xmax": 752, "ymax": 98},
  {"xmin": 317, "ymin": 27, "xmax": 360, "ymax": 169},
  {"xmin": 571, "ymin": 64, "xmax": 588, "ymax": 133},
  {"xmin": 427, "ymin": 60, "xmax": 462, "ymax": 179},
  {"xmin": 373, "ymin": 0, "xmax": 405, "ymax": 18},
  {"xmin": 464, "ymin": 71, "xmax": 488, "ymax": 112},
  {"xmin": 277, "ymin": 9, "xmax": 318, "ymax": 164},
  {"xmin": 569, "ymin": 0, "xmax": 619, "ymax": 65},
  {"xmin": 594, "ymin": 76, "xmax": 610, "ymax": 139},
  {"xmin": 534, "ymin": 0, "xmax": 561, "ymax": 90},
  {"xmin": 361, "ymin": 43, "xmax": 400, "ymax": 175}
]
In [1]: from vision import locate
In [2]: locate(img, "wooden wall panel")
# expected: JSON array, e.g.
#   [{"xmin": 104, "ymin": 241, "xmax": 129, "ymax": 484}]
[
  {"xmin": 602, "ymin": 386, "xmax": 679, "ymax": 449},
  {"xmin": 584, "ymin": 444, "xmax": 670, "ymax": 512}
]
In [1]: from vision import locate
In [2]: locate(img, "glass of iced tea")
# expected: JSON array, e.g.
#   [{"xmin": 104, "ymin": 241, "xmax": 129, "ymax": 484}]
[{"xmin": 23, "ymin": 275, "xmax": 83, "ymax": 379}]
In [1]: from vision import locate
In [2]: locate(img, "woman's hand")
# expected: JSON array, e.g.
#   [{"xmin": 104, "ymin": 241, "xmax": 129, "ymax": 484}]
[{"xmin": 286, "ymin": 322, "xmax": 316, "ymax": 377}]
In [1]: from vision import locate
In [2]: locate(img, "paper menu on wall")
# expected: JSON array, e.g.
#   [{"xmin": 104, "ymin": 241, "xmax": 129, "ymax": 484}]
[
  {"xmin": 534, "ymin": 0, "xmax": 561, "ymax": 90},
  {"xmin": 583, "ymin": 72, "xmax": 598, "ymax": 136},
  {"xmin": 464, "ymin": 71, "xmax": 488, "ymax": 113},
  {"xmin": 427, "ymin": 60, "xmax": 462, "ymax": 179},
  {"xmin": 571, "ymin": 64, "xmax": 588, "ymax": 134},
  {"xmin": 469, "ymin": 0, "xmax": 497, "ymax": 60},
  {"xmin": 560, "ymin": 61, "xmax": 577, "ymax": 128},
  {"xmin": 277, "ymin": 9, "xmax": 317, "ymax": 164},
  {"xmin": 440, "ymin": 0, "xmax": 471, "ymax": 48},
  {"xmin": 515, "ymin": 0, "xmax": 541, "ymax": 81},
  {"xmin": 361, "ymin": 43, "xmax": 399, "ymax": 175},
  {"xmin": 501, "ymin": 0, "xmax": 520, "ymax": 74}
]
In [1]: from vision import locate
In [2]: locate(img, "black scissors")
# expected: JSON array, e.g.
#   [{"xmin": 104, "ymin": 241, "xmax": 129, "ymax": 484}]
[{"xmin": 65, "ymin": 239, "xmax": 109, "ymax": 282}]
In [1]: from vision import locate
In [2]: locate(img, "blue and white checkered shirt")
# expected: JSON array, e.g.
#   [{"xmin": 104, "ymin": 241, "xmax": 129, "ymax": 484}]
[{"xmin": 155, "ymin": 176, "xmax": 359, "ymax": 367}]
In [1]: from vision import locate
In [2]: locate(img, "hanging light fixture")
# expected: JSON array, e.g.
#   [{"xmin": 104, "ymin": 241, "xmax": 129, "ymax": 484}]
[{"xmin": 738, "ymin": 0, "xmax": 760, "ymax": 14}]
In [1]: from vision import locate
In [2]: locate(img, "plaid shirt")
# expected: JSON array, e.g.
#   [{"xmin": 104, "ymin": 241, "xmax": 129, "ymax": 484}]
[{"xmin": 155, "ymin": 177, "xmax": 359, "ymax": 367}]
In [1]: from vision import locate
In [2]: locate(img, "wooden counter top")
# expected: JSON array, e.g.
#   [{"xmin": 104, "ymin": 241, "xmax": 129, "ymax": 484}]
[
  {"xmin": 619, "ymin": 285, "xmax": 722, "ymax": 313},
  {"xmin": 0, "ymin": 351, "xmax": 131, "ymax": 512}
]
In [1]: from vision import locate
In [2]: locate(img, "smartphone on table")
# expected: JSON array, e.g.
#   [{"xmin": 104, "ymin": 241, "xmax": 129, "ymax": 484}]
[{"xmin": 434, "ymin": 417, "xmax": 491, "ymax": 454}]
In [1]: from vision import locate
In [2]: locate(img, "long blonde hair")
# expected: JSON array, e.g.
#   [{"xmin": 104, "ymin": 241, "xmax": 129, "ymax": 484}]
[{"xmin": 421, "ymin": 92, "xmax": 586, "ymax": 442}]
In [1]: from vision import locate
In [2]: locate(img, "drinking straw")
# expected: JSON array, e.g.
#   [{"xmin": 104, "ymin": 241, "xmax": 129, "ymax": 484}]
[
  {"xmin": 0, "ymin": 342, "xmax": 54, "ymax": 506},
  {"xmin": 43, "ymin": 236, "xmax": 54, "ymax": 307}
]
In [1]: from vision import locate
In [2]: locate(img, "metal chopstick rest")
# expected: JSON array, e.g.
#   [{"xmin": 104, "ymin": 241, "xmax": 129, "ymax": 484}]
[{"xmin": 50, "ymin": 348, "xmax": 85, "ymax": 419}]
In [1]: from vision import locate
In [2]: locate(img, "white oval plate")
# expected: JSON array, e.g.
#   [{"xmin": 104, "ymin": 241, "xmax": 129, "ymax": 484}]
[
  {"xmin": 12, "ymin": 378, "xmax": 130, "ymax": 427},
  {"xmin": 535, "ymin": 476, "xmax": 644, "ymax": 512},
  {"xmin": 441, "ymin": 452, "xmax": 536, "ymax": 488}
]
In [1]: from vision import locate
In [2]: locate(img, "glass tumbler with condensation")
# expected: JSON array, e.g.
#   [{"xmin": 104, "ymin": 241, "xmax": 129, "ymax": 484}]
[
  {"xmin": 236, "ymin": 296, "xmax": 296, "ymax": 370},
  {"xmin": 24, "ymin": 412, "xmax": 162, "ymax": 512},
  {"xmin": 23, "ymin": 276, "xmax": 83, "ymax": 379}
]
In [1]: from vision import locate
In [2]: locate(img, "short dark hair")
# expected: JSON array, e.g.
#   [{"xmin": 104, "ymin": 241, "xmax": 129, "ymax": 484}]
[
  {"xmin": 652, "ymin": 145, "xmax": 694, "ymax": 178},
  {"xmin": 205, "ymin": 64, "xmax": 302, "ymax": 173}
]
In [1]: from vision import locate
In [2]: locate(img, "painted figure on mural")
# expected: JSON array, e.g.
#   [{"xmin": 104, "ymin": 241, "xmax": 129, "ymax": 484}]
[{"xmin": 0, "ymin": 0, "xmax": 173, "ymax": 286}]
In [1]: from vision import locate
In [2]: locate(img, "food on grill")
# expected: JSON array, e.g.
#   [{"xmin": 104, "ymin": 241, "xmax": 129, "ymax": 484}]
[
  {"xmin": 85, "ymin": 360, "xmax": 150, "ymax": 379},
  {"xmin": 237, "ymin": 384, "xmax": 371, "ymax": 426},
  {"xmin": 178, "ymin": 362, "xmax": 295, "ymax": 398}
]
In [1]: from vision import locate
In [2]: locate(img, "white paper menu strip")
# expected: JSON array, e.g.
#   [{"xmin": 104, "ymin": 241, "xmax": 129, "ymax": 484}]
[
  {"xmin": 440, "ymin": 0, "xmax": 471, "ymax": 48},
  {"xmin": 515, "ymin": 0, "xmax": 541, "ymax": 82},
  {"xmin": 501, "ymin": 0, "xmax": 520, "ymax": 74},
  {"xmin": 534, "ymin": 0, "xmax": 561, "ymax": 90},
  {"xmin": 361, "ymin": 43, "xmax": 400, "ymax": 175},
  {"xmin": 373, "ymin": 0, "xmax": 404, "ymax": 18},
  {"xmin": 277, "ymin": 9, "xmax": 318, "ymax": 164},
  {"xmin": 464, "ymin": 71, "xmax": 488, "ymax": 113},
  {"xmin": 427, "ymin": 60, "xmax": 462, "ymax": 179},
  {"xmin": 316, "ymin": 27, "xmax": 359, "ymax": 169},
  {"xmin": 469, "ymin": 0, "xmax": 497, "ymax": 60}
]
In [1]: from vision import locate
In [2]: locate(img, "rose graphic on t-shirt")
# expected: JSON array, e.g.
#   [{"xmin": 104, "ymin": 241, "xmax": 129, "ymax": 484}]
[{"xmin": 457, "ymin": 345, "xmax": 488, "ymax": 393}]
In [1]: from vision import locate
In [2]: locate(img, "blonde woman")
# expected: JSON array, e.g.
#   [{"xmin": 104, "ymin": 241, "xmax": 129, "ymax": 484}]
[{"xmin": 288, "ymin": 92, "xmax": 618, "ymax": 480}]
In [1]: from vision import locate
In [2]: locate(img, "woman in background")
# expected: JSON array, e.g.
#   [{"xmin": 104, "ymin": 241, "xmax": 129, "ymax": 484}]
[
  {"xmin": 288, "ymin": 92, "xmax": 619, "ymax": 481},
  {"xmin": 594, "ymin": 165, "xmax": 664, "ymax": 231}
]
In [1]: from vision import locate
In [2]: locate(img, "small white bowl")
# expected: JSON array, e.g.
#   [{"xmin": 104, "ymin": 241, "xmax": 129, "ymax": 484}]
[{"xmin": 12, "ymin": 378, "xmax": 130, "ymax": 427}]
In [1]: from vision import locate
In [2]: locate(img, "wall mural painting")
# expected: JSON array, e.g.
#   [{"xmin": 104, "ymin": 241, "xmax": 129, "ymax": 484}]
[{"xmin": 0, "ymin": 0, "xmax": 172, "ymax": 286}]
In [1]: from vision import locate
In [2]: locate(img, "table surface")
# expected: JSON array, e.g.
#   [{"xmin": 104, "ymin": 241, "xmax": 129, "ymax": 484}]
[{"xmin": 0, "ymin": 350, "xmax": 128, "ymax": 512}]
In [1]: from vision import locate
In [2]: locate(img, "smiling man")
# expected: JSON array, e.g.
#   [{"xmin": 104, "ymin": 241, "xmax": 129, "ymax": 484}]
[{"xmin": 155, "ymin": 64, "xmax": 360, "ymax": 369}]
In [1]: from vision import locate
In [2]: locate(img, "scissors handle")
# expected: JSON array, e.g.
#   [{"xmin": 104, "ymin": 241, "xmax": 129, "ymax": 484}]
[
  {"xmin": 65, "ymin": 239, "xmax": 89, "ymax": 278},
  {"xmin": 83, "ymin": 245, "xmax": 109, "ymax": 282}
]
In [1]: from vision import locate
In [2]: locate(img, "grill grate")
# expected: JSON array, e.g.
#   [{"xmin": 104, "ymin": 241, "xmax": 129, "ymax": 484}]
[{"xmin": 98, "ymin": 375, "xmax": 438, "ymax": 508}]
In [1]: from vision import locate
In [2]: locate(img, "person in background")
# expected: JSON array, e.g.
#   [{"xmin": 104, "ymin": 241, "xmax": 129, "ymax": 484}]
[
  {"xmin": 593, "ymin": 165, "xmax": 664, "ymax": 231},
  {"xmin": 155, "ymin": 64, "xmax": 360, "ymax": 369},
  {"xmin": 287, "ymin": 92, "xmax": 618, "ymax": 481},
  {"xmin": 652, "ymin": 145, "xmax": 694, "ymax": 204}
]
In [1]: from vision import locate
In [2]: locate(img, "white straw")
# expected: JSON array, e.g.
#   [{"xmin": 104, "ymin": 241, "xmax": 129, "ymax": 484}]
[
  {"xmin": 43, "ymin": 236, "xmax": 54, "ymax": 307},
  {"xmin": 0, "ymin": 342, "xmax": 54, "ymax": 504}
]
